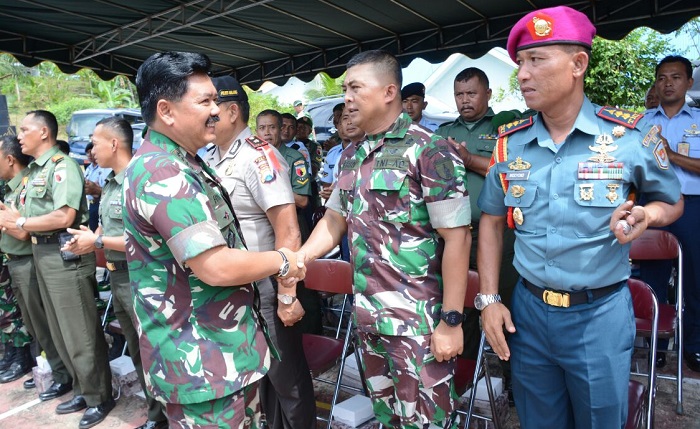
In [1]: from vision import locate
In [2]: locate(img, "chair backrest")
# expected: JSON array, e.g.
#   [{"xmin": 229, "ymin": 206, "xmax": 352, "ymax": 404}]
[
  {"xmin": 304, "ymin": 259, "xmax": 353, "ymax": 295},
  {"xmin": 629, "ymin": 229, "xmax": 679, "ymax": 260},
  {"xmin": 628, "ymin": 278, "xmax": 657, "ymax": 327},
  {"xmin": 464, "ymin": 270, "xmax": 480, "ymax": 309}
]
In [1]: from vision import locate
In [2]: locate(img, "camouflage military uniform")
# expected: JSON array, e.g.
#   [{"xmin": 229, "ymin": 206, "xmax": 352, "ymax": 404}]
[
  {"xmin": 123, "ymin": 130, "xmax": 271, "ymax": 428},
  {"xmin": 100, "ymin": 169, "xmax": 166, "ymax": 423},
  {"xmin": 436, "ymin": 108, "xmax": 519, "ymax": 359},
  {"xmin": 326, "ymin": 112, "xmax": 471, "ymax": 428},
  {"xmin": 24, "ymin": 145, "xmax": 111, "ymax": 404},
  {"xmin": 1, "ymin": 172, "xmax": 68, "ymax": 382},
  {"xmin": 205, "ymin": 128, "xmax": 317, "ymax": 429}
]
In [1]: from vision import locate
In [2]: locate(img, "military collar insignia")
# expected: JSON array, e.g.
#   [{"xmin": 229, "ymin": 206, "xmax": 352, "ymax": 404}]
[
  {"xmin": 596, "ymin": 106, "xmax": 643, "ymax": 129},
  {"xmin": 588, "ymin": 134, "xmax": 617, "ymax": 163},
  {"xmin": 498, "ymin": 117, "xmax": 534, "ymax": 137},
  {"xmin": 508, "ymin": 157, "xmax": 531, "ymax": 171}
]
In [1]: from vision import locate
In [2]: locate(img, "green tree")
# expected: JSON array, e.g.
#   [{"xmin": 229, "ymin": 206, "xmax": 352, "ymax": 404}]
[
  {"xmin": 304, "ymin": 72, "xmax": 345, "ymax": 100},
  {"xmin": 246, "ymin": 89, "xmax": 294, "ymax": 131},
  {"xmin": 0, "ymin": 54, "xmax": 31, "ymax": 103},
  {"xmin": 585, "ymin": 29, "xmax": 667, "ymax": 109}
]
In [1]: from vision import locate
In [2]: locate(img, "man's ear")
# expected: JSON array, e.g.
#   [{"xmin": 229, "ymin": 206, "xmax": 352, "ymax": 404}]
[
  {"xmin": 157, "ymin": 99, "xmax": 175, "ymax": 126},
  {"xmin": 385, "ymin": 83, "xmax": 398, "ymax": 105}
]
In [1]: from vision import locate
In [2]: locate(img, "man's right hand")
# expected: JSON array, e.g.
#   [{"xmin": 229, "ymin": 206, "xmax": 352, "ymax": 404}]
[
  {"xmin": 278, "ymin": 248, "xmax": 306, "ymax": 281},
  {"xmin": 481, "ymin": 302, "xmax": 516, "ymax": 361}
]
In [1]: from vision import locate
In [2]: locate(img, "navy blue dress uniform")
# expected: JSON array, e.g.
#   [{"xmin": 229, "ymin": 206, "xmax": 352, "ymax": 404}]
[
  {"xmin": 642, "ymin": 101, "xmax": 700, "ymax": 365},
  {"xmin": 479, "ymin": 99, "xmax": 681, "ymax": 428}
]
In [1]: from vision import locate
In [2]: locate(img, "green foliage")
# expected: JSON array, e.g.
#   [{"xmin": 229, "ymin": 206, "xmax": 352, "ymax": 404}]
[
  {"xmin": 47, "ymin": 98, "xmax": 101, "ymax": 125},
  {"xmin": 246, "ymin": 89, "xmax": 294, "ymax": 130},
  {"xmin": 304, "ymin": 72, "xmax": 345, "ymax": 100},
  {"xmin": 585, "ymin": 29, "xmax": 667, "ymax": 109}
]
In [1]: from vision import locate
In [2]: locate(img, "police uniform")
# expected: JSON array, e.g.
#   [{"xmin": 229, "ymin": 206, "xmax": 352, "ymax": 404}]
[
  {"xmin": 478, "ymin": 99, "xmax": 681, "ymax": 428},
  {"xmin": 204, "ymin": 128, "xmax": 316, "ymax": 429},
  {"xmin": 24, "ymin": 145, "xmax": 112, "ymax": 406},
  {"xmin": 318, "ymin": 143, "xmax": 343, "ymax": 185},
  {"xmin": 99, "ymin": 169, "xmax": 166, "ymax": 424},
  {"xmin": 326, "ymin": 112, "xmax": 470, "ymax": 428},
  {"xmin": 124, "ymin": 130, "xmax": 272, "ymax": 427},
  {"xmin": 1, "ymin": 172, "xmax": 69, "ymax": 385},
  {"xmin": 642, "ymin": 103, "xmax": 700, "ymax": 358},
  {"xmin": 436, "ymin": 109, "xmax": 519, "ymax": 358}
]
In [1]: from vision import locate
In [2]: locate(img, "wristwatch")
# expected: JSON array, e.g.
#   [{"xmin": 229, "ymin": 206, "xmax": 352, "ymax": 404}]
[
  {"xmin": 276, "ymin": 250, "xmax": 290, "ymax": 278},
  {"xmin": 15, "ymin": 217, "xmax": 27, "ymax": 231},
  {"xmin": 440, "ymin": 309, "xmax": 465, "ymax": 327},
  {"xmin": 277, "ymin": 294, "xmax": 298, "ymax": 305},
  {"xmin": 474, "ymin": 293, "xmax": 502, "ymax": 311},
  {"xmin": 94, "ymin": 235, "xmax": 104, "ymax": 249}
]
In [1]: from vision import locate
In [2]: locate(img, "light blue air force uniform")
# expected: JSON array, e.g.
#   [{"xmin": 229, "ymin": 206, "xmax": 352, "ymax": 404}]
[{"xmin": 478, "ymin": 98, "xmax": 681, "ymax": 429}]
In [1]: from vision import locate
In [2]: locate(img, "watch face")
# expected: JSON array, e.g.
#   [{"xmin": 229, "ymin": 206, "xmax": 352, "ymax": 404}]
[
  {"xmin": 474, "ymin": 295, "xmax": 484, "ymax": 311},
  {"xmin": 442, "ymin": 310, "xmax": 463, "ymax": 326}
]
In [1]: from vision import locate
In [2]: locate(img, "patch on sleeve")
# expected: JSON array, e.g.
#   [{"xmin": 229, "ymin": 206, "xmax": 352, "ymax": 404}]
[
  {"xmin": 596, "ymin": 106, "xmax": 643, "ymax": 129},
  {"xmin": 497, "ymin": 117, "xmax": 534, "ymax": 137},
  {"xmin": 642, "ymin": 125, "xmax": 661, "ymax": 148},
  {"xmin": 54, "ymin": 169, "xmax": 67, "ymax": 183},
  {"xmin": 653, "ymin": 141, "xmax": 669, "ymax": 170},
  {"xmin": 293, "ymin": 159, "xmax": 308, "ymax": 184},
  {"xmin": 253, "ymin": 156, "xmax": 275, "ymax": 183}
]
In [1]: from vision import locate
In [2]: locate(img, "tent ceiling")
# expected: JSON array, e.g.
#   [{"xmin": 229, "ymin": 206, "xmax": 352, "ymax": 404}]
[{"xmin": 1, "ymin": 0, "xmax": 698, "ymax": 88}]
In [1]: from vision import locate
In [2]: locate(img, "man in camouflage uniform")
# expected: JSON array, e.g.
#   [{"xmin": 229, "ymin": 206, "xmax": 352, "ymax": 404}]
[
  {"xmin": 256, "ymin": 110, "xmax": 322, "ymax": 335},
  {"xmin": 206, "ymin": 77, "xmax": 315, "ymax": 429},
  {"xmin": 295, "ymin": 50, "xmax": 472, "ymax": 428},
  {"xmin": 61, "ymin": 117, "xmax": 167, "ymax": 429},
  {"xmin": 9, "ymin": 110, "xmax": 114, "ymax": 429},
  {"xmin": 123, "ymin": 51, "xmax": 304, "ymax": 428},
  {"xmin": 0, "ymin": 135, "xmax": 68, "ymax": 391}
]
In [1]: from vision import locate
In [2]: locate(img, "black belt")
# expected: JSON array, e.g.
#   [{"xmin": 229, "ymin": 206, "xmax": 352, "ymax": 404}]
[
  {"xmin": 30, "ymin": 232, "xmax": 63, "ymax": 245},
  {"xmin": 523, "ymin": 278, "xmax": 623, "ymax": 308},
  {"xmin": 683, "ymin": 194, "xmax": 697, "ymax": 199},
  {"xmin": 4, "ymin": 253, "xmax": 31, "ymax": 260},
  {"xmin": 106, "ymin": 260, "xmax": 128, "ymax": 272}
]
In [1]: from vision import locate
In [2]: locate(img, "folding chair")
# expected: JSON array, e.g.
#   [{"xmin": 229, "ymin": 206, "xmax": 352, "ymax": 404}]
[
  {"xmin": 629, "ymin": 229, "xmax": 684, "ymax": 414},
  {"xmin": 445, "ymin": 270, "xmax": 502, "ymax": 429},
  {"xmin": 628, "ymin": 278, "xmax": 659, "ymax": 429},
  {"xmin": 301, "ymin": 258, "xmax": 365, "ymax": 429}
]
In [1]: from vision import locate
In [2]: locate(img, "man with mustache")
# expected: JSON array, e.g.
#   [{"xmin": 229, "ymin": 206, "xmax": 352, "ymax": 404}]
[{"xmin": 123, "ymin": 51, "xmax": 305, "ymax": 428}]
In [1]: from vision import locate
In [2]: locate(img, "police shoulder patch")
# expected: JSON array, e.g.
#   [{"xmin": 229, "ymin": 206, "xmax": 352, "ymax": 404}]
[
  {"xmin": 245, "ymin": 136, "xmax": 269, "ymax": 149},
  {"xmin": 597, "ymin": 106, "xmax": 643, "ymax": 129},
  {"xmin": 498, "ymin": 117, "xmax": 534, "ymax": 137}
]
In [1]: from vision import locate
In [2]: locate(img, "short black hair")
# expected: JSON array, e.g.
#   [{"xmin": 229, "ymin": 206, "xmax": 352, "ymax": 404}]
[
  {"xmin": 347, "ymin": 50, "xmax": 402, "ymax": 88},
  {"xmin": 454, "ymin": 67, "xmax": 490, "ymax": 89},
  {"xmin": 235, "ymin": 100, "xmax": 251, "ymax": 123},
  {"xmin": 57, "ymin": 140, "xmax": 70, "ymax": 155},
  {"xmin": 96, "ymin": 116, "xmax": 134, "ymax": 152},
  {"xmin": 0, "ymin": 135, "xmax": 33, "ymax": 167},
  {"xmin": 26, "ymin": 110, "xmax": 58, "ymax": 141},
  {"xmin": 656, "ymin": 55, "xmax": 693, "ymax": 80},
  {"xmin": 280, "ymin": 113, "xmax": 297, "ymax": 125},
  {"xmin": 257, "ymin": 109, "xmax": 283, "ymax": 127},
  {"xmin": 85, "ymin": 142, "xmax": 94, "ymax": 153},
  {"xmin": 136, "ymin": 51, "xmax": 212, "ymax": 126},
  {"xmin": 333, "ymin": 103, "xmax": 345, "ymax": 113}
]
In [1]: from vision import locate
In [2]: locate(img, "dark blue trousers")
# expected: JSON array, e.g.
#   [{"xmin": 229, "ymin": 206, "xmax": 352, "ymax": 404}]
[{"xmin": 509, "ymin": 279, "xmax": 634, "ymax": 429}]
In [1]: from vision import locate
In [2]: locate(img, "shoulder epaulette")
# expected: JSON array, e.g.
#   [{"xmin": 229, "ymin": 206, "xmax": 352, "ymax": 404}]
[
  {"xmin": 51, "ymin": 154, "xmax": 65, "ymax": 163},
  {"xmin": 245, "ymin": 136, "xmax": 269, "ymax": 149},
  {"xmin": 498, "ymin": 117, "xmax": 534, "ymax": 137},
  {"xmin": 597, "ymin": 106, "xmax": 643, "ymax": 129}
]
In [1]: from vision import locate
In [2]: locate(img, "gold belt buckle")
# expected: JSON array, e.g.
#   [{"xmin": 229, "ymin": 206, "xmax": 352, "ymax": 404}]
[
  {"xmin": 106, "ymin": 262, "xmax": 116, "ymax": 271},
  {"xmin": 542, "ymin": 290, "xmax": 570, "ymax": 308}
]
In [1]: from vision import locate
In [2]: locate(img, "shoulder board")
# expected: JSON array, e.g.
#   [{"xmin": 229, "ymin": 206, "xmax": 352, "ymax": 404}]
[
  {"xmin": 51, "ymin": 154, "xmax": 65, "ymax": 163},
  {"xmin": 245, "ymin": 136, "xmax": 269, "ymax": 150},
  {"xmin": 498, "ymin": 117, "xmax": 534, "ymax": 137},
  {"xmin": 597, "ymin": 106, "xmax": 643, "ymax": 129}
]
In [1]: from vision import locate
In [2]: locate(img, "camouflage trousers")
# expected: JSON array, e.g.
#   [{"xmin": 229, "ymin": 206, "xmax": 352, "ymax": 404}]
[
  {"xmin": 165, "ymin": 382, "xmax": 262, "ymax": 429},
  {"xmin": 358, "ymin": 331, "xmax": 457, "ymax": 429},
  {"xmin": 0, "ymin": 264, "xmax": 31, "ymax": 347}
]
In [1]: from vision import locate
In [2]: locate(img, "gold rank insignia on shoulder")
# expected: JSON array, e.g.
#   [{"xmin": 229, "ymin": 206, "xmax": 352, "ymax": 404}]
[
  {"xmin": 508, "ymin": 157, "xmax": 531, "ymax": 171},
  {"xmin": 512, "ymin": 207, "xmax": 524, "ymax": 225},
  {"xmin": 589, "ymin": 134, "xmax": 617, "ymax": 163},
  {"xmin": 596, "ymin": 106, "xmax": 643, "ymax": 129},
  {"xmin": 511, "ymin": 185, "xmax": 526, "ymax": 198}
]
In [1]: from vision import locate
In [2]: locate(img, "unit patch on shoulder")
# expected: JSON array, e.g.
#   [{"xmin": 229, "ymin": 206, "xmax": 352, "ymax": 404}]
[
  {"xmin": 642, "ymin": 125, "xmax": 661, "ymax": 148},
  {"xmin": 597, "ymin": 106, "xmax": 643, "ymax": 129},
  {"xmin": 653, "ymin": 140, "xmax": 669, "ymax": 170},
  {"xmin": 498, "ymin": 117, "xmax": 534, "ymax": 137}
]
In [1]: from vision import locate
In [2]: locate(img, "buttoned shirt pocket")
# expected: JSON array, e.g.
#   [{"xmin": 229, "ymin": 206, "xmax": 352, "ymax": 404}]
[
  {"xmin": 474, "ymin": 140, "xmax": 496, "ymax": 156},
  {"xmin": 367, "ymin": 169, "xmax": 411, "ymax": 224},
  {"xmin": 337, "ymin": 169, "xmax": 356, "ymax": 217},
  {"xmin": 28, "ymin": 185, "xmax": 48, "ymax": 200},
  {"xmin": 107, "ymin": 200, "xmax": 123, "ymax": 221},
  {"xmin": 504, "ymin": 180, "xmax": 538, "ymax": 234},
  {"xmin": 573, "ymin": 179, "xmax": 621, "ymax": 237}
]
